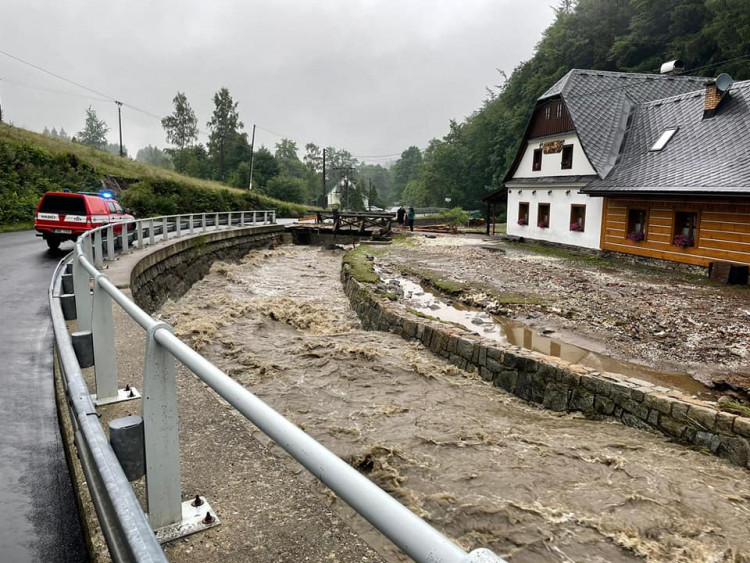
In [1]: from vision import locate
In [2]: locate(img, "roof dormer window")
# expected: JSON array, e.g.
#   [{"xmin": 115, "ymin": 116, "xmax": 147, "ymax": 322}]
[{"xmin": 650, "ymin": 127, "xmax": 678, "ymax": 151}]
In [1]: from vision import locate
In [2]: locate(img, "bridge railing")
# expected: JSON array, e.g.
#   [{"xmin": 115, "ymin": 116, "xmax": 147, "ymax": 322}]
[{"xmin": 51, "ymin": 210, "xmax": 505, "ymax": 563}]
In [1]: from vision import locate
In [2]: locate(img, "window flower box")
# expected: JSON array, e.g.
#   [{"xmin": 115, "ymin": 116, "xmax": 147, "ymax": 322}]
[
  {"xmin": 517, "ymin": 218, "xmax": 528, "ymax": 226},
  {"xmin": 673, "ymin": 234, "xmax": 694, "ymax": 248},
  {"xmin": 569, "ymin": 222, "xmax": 584, "ymax": 232},
  {"xmin": 627, "ymin": 231, "xmax": 645, "ymax": 242},
  {"xmin": 537, "ymin": 221, "xmax": 549, "ymax": 228}
]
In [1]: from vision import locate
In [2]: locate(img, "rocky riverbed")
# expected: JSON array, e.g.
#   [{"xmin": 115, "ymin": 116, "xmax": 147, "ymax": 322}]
[{"xmin": 374, "ymin": 233, "xmax": 750, "ymax": 399}]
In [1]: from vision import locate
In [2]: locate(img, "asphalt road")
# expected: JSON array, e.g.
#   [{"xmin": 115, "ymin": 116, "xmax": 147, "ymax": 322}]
[{"xmin": 0, "ymin": 231, "xmax": 88, "ymax": 562}]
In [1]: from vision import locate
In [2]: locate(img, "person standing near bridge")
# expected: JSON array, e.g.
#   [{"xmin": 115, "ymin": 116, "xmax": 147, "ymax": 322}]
[
  {"xmin": 407, "ymin": 207, "xmax": 415, "ymax": 232},
  {"xmin": 396, "ymin": 205, "xmax": 405, "ymax": 226}
]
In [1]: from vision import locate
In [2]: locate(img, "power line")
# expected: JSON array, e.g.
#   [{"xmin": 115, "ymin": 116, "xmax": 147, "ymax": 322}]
[
  {"xmin": 0, "ymin": 76, "xmax": 111, "ymax": 102},
  {"xmin": 0, "ymin": 48, "xmax": 117, "ymax": 102}
]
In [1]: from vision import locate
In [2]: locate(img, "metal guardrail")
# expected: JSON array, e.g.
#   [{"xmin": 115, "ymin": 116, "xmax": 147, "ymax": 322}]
[{"xmin": 51, "ymin": 210, "xmax": 505, "ymax": 563}]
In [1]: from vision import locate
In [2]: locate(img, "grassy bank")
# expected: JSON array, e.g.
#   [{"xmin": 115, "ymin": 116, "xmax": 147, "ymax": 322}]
[{"xmin": 0, "ymin": 123, "xmax": 311, "ymax": 228}]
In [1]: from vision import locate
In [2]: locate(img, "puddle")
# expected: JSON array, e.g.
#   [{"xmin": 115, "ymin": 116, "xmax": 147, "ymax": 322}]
[{"xmin": 382, "ymin": 272, "xmax": 715, "ymax": 400}]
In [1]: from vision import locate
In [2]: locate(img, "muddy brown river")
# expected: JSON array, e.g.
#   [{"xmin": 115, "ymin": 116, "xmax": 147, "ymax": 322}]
[{"xmin": 159, "ymin": 245, "xmax": 750, "ymax": 562}]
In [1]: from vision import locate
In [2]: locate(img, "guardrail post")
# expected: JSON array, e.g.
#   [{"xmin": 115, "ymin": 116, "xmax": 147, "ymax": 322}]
[
  {"xmin": 214, "ymin": 212, "xmax": 219, "ymax": 230},
  {"xmin": 264, "ymin": 211, "xmax": 268, "ymax": 224},
  {"xmin": 240, "ymin": 212, "xmax": 245, "ymax": 226},
  {"xmin": 74, "ymin": 240, "xmax": 93, "ymax": 331},
  {"xmin": 106, "ymin": 225, "xmax": 115, "ymax": 260},
  {"xmin": 122, "ymin": 224, "xmax": 130, "ymax": 254},
  {"xmin": 189, "ymin": 214, "xmax": 194, "ymax": 235},
  {"xmin": 93, "ymin": 229, "xmax": 104, "ymax": 268},
  {"xmin": 176, "ymin": 215, "xmax": 182, "ymax": 238},
  {"xmin": 137, "ymin": 221, "xmax": 144, "ymax": 249},
  {"xmin": 91, "ymin": 274, "xmax": 117, "ymax": 403},
  {"xmin": 252, "ymin": 211, "xmax": 257, "ymax": 224},
  {"xmin": 149, "ymin": 219, "xmax": 155, "ymax": 245},
  {"xmin": 272, "ymin": 211, "xmax": 276, "ymax": 223},
  {"xmin": 142, "ymin": 323, "xmax": 182, "ymax": 530},
  {"xmin": 163, "ymin": 217, "xmax": 169, "ymax": 242},
  {"xmin": 201, "ymin": 213, "xmax": 207, "ymax": 233}
]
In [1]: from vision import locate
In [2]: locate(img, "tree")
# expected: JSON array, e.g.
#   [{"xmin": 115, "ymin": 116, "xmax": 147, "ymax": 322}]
[
  {"xmin": 250, "ymin": 147, "xmax": 280, "ymax": 191},
  {"xmin": 77, "ymin": 106, "xmax": 109, "ymax": 149},
  {"xmin": 391, "ymin": 146, "xmax": 422, "ymax": 203},
  {"xmin": 161, "ymin": 92, "xmax": 198, "ymax": 150},
  {"xmin": 43, "ymin": 126, "xmax": 50, "ymax": 136},
  {"xmin": 265, "ymin": 175, "xmax": 306, "ymax": 203},
  {"xmin": 207, "ymin": 87, "xmax": 244, "ymax": 181},
  {"xmin": 136, "ymin": 145, "xmax": 173, "ymax": 169},
  {"xmin": 58, "ymin": 127, "xmax": 70, "ymax": 140},
  {"xmin": 275, "ymin": 138, "xmax": 306, "ymax": 179}
]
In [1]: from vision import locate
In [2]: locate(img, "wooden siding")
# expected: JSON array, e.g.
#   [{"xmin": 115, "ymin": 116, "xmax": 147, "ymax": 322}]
[
  {"xmin": 601, "ymin": 196, "xmax": 750, "ymax": 267},
  {"xmin": 528, "ymin": 99, "xmax": 574, "ymax": 139}
]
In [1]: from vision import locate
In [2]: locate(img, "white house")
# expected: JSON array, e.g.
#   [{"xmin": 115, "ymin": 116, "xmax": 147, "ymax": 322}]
[{"xmin": 503, "ymin": 69, "xmax": 707, "ymax": 249}]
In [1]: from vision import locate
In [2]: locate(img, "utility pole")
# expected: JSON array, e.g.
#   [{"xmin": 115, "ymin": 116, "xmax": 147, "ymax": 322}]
[
  {"xmin": 248, "ymin": 124, "xmax": 256, "ymax": 190},
  {"xmin": 115, "ymin": 101, "xmax": 123, "ymax": 157},
  {"xmin": 322, "ymin": 148, "xmax": 327, "ymax": 208}
]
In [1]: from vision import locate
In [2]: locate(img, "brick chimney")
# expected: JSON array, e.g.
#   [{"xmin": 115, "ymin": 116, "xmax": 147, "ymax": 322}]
[{"xmin": 704, "ymin": 75, "xmax": 732, "ymax": 119}]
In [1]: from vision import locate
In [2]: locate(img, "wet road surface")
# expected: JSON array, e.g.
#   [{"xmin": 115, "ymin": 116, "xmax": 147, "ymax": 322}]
[
  {"xmin": 0, "ymin": 231, "xmax": 87, "ymax": 562},
  {"xmin": 160, "ymin": 245, "xmax": 750, "ymax": 562}
]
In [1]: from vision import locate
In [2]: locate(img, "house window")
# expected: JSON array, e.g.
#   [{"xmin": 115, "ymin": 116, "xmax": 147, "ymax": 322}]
[
  {"xmin": 537, "ymin": 203, "xmax": 550, "ymax": 228},
  {"xmin": 673, "ymin": 211, "xmax": 698, "ymax": 247},
  {"xmin": 545, "ymin": 105, "xmax": 551, "ymax": 120},
  {"xmin": 561, "ymin": 145, "xmax": 573, "ymax": 169},
  {"xmin": 532, "ymin": 148, "xmax": 542, "ymax": 171},
  {"xmin": 626, "ymin": 209, "xmax": 647, "ymax": 242},
  {"xmin": 570, "ymin": 204, "xmax": 586, "ymax": 232},
  {"xmin": 556, "ymin": 101, "xmax": 562, "ymax": 118},
  {"xmin": 518, "ymin": 202, "xmax": 529, "ymax": 226}
]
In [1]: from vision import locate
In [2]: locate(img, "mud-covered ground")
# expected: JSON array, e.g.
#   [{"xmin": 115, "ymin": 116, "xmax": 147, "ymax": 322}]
[
  {"xmin": 158, "ymin": 242, "xmax": 750, "ymax": 562},
  {"xmin": 380, "ymin": 234, "xmax": 750, "ymax": 396}
]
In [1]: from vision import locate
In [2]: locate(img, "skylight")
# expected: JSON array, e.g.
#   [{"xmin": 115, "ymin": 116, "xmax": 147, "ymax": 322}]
[{"xmin": 650, "ymin": 127, "xmax": 678, "ymax": 151}]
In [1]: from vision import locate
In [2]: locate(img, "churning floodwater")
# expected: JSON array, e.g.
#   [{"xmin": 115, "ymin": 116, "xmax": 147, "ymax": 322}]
[{"xmin": 159, "ymin": 245, "xmax": 750, "ymax": 562}]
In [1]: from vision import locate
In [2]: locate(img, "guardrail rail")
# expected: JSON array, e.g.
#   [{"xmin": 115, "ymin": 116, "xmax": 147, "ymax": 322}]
[{"xmin": 50, "ymin": 210, "xmax": 505, "ymax": 563}]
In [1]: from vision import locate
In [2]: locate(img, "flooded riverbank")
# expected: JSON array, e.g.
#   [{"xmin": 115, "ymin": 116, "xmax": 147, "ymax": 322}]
[{"xmin": 159, "ymin": 244, "xmax": 750, "ymax": 562}]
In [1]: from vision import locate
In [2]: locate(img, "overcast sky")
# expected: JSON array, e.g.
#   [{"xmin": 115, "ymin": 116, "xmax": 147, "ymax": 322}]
[{"xmin": 0, "ymin": 0, "xmax": 555, "ymax": 164}]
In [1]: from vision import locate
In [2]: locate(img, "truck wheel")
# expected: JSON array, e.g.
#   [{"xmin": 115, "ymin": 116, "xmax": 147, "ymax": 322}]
[{"xmin": 46, "ymin": 236, "xmax": 61, "ymax": 250}]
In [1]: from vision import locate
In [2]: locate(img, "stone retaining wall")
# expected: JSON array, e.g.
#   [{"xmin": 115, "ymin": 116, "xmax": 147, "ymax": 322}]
[
  {"xmin": 131, "ymin": 225, "xmax": 287, "ymax": 313},
  {"xmin": 341, "ymin": 264, "xmax": 750, "ymax": 468}
]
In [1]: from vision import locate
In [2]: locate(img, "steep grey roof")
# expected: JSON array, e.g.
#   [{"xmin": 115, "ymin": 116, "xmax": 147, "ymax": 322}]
[
  {"xmin": 540, "ymin": 70, "xmax": 707, "ymax": 178},
  {"xmin": 583, "ymin": 80, "xmax": 750, "ymax": 195}
]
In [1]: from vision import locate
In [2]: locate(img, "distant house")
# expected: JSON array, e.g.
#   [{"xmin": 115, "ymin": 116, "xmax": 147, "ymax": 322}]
[
  {"xmin": 326, "ymin": 177, "xmax": 368, "ymax": 210},
  {"xmin": 501, "ymin": 68, "xmax": 750, "ymax": 268}
]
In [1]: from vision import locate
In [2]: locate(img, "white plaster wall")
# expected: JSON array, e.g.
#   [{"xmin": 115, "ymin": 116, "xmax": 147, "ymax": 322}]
[
  {"xmin": 514, "ymin": 132, "xmax": 596, "ymax": 178},
  {"xmin": 506, "ymin": 187, "xmax": 603, "ymax": 249}
]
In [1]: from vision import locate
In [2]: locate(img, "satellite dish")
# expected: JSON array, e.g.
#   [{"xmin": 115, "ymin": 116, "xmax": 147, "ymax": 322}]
[{"xmin": 716, "ymin": 73, "xmax": 734, "ymax": 93}]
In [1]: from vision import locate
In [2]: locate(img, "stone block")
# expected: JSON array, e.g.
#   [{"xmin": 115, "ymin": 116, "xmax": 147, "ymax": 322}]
[
  {"xmin": 486, "ymin": 357, "xmax": 503, "ymax": 374},
  {"xmin": 537, "ymin": 362, "xmax": 558, "ymax": 383},
  {"xmin": 402, "ymin": 319, "xmax": 417, "ymax": 339},
  {"xmin": 642, "ymin": 393, "xmax": 673, "ymax": 415},
  {"xmin": 416, "ymin": 323, "xmax": 425, "ymax": 341},
  {"xmin": 421, "ymin": 326, "xmax": 434, "ymax": 348},
  {"xmin": 658, "ymin": 416, "xmax": 687, "ymax": 439},
  {"xmin": 430, "ymin": 331, "xmax": 445, "ymax": 353},
  {"xmin": 716, "ymin": 436, "xmax": 750, "ymax": 467},
  {"xmin": 487, "ymin": 347, "xmax": 503, "ymax": 361},
  {"xmin": 543, "ymin": 382, "xmax": 570, "ymax": 412},
  {"xmin": 694, "ymin": 431, "xmax": 721, "ymax": 453},
  {"xmin": 456, "ymin": 338, "xmax": 475, "ymax": 361},
  {"xmin": 580, "ymin": 374, "xmax": 612, "ymax": 397},
  {"xmin": 717, "ymin": 412, "xmax": 736, "ymax": 435},
  {"xmin": 479, "ymin": 367, "xmax": 493, "ymax": 382},
  {"xmin": 515, "ymin": 371, "xmax": 534, "ymax": 401},
  {"xmin": 733, "ymin": 417, "xmax": 750, "ymax": 439},
  {"xmin": 503, "ymin": 351, "xmax": 525, "ymax": 370},
  {"xmin": 594, "ymin": 395, "xmax": 615, "ymax": 416},
  {"xmin": 478, "ymin": 346, "xmax": 487, "ymax": 367},
  {"xmin": 447, "ymin": 335, "xmax": 459, "ymax": 354},
  {"xmin": 621, "ymin": 413, "xmax": 653, "ymax": 432},
  {"xmin": 559, "ymin": 368, "xmax": 581, "ymax": 388},
  {"xmin": 686, "ymin": 405, "xmax": 718, "ymax": 432},
  {"xmin": 471, "ymin": 346, "xmax": 480, "ymax": 365},
  {"xmin": 670, "ymin": 401, "xmax": 690, "ymax": 422},
  {"xmin": 569, "ymin": 389, "xmax": 595, "ymax": 415},
  {"xmin": 495, "ymin": 369, "xmax": 518, "ymax": 394},
  {"xmin": 647, "ymin": 409, "xmax": 659, "ymax": 427}
]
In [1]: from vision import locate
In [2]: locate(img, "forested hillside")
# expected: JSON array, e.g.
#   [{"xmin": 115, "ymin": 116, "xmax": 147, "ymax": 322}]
[{"xmin": 391, "ymin": 0, "xmax": 750, "ymax": 210}]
